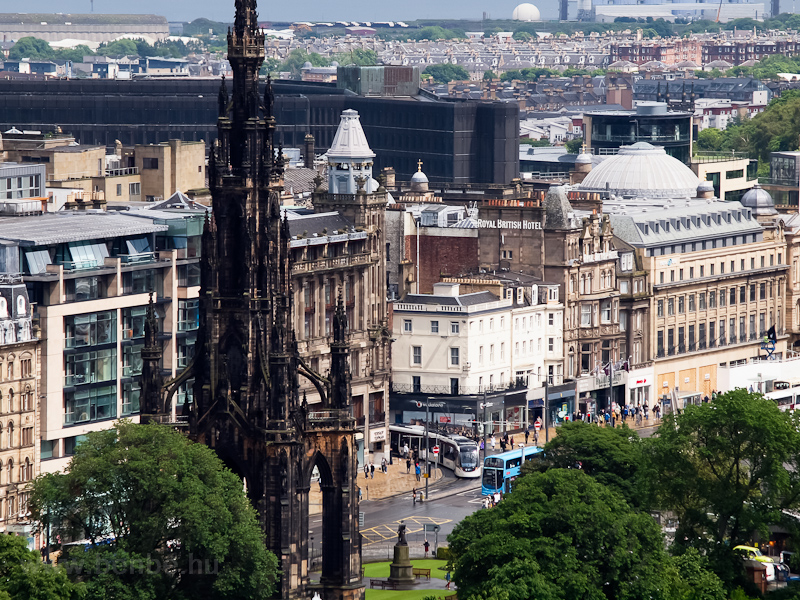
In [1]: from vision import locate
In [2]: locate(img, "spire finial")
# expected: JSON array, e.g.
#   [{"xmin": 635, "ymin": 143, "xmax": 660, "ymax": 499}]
[{"xmin": 417, "ymin": 159, "xmax": 423, "ymax": 172}]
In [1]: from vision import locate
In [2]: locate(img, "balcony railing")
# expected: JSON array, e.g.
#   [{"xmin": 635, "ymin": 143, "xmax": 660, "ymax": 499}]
[
  {"xmin": 592, "ymin": 134, "xmax": 689, "ymax": 143},
  {"xmin": 291, "ymin": 253, "xmax": 371, "ymax": 274},
  {"xmin": 120, "ymin": 252, "xmax": 156, "ymax": 265},
  {"xmin": 391, "ymin": 381, "xmax": 527, "ymax": 395},
  {"xmin": 692, "ymin": 151, "xmax": 750, "ymax": 163}
]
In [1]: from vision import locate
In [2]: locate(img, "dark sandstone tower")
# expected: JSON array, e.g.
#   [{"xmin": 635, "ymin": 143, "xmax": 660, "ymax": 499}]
[{"xmin": 142, "ymin": 0, "xmax": 364, "ymax": 597}]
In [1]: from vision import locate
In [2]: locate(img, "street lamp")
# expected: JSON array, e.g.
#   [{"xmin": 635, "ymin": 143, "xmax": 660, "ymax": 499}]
[{"xmin": 479, "ymin": 392, "xmax": 494, "ymax": 464}]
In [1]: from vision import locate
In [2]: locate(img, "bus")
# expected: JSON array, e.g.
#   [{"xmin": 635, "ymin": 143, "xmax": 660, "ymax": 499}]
[
  {"xmin": 481, "ymin": 445, "xmax": 544, "ymax": 496},
  {"xmin": 766, "ymin": 378, "xmax": 800, "ymax": 412}
]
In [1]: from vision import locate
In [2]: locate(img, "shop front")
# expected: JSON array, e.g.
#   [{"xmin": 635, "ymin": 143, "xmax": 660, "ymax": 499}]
[
  {"xmin": 627, "ymin": 366, "xmax": 654, "ymax": 408},
  {"xmin": 547, "ymin": 382, "xmax": 577, "ymax": 426}
]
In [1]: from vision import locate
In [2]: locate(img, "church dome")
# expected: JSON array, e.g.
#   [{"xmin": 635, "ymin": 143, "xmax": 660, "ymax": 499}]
[
  {"xmin": 578, "ymin": 142, "xmax": 700, "ymax": 199},
  {"xmin": 410, "ymin": 162, "xmax": 430, "ymax": 192},
  {"xmin": 575, "ymin": 151, "xmax": 593, "ymax": 165},
  {"xmin": 512, "ymin": 3, "xmax": 541, "ymax": 21},
  {"xmin": 741, "ymin": 183, "xmax": 777, "ymax": 216}
]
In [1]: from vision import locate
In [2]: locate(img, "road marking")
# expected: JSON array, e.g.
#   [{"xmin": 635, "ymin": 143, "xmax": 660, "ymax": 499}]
[
  {"xmin": 312, "ymin": 519, "xmax": 322, "ymax": 523},
  {"xmin": 360, "ymin": 516, "xmax": 452, "ymax": 546}
]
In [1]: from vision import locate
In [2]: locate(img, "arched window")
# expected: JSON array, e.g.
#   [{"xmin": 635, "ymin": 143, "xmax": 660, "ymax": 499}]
[
  {"xmin": 8, "ymin": 390, "xmax": 14, "ymax": 413},
  {"xmin": 7, "ymin": 495, "xmax": 14, "ymax": 519},
  {"xmin": 6, "ymin": 363, "xmax": 12, "ymax": 381},
  {"xmin": 7, "ymin": 422, "xmax": 13, "ymax": 449},
  {"xmin": 7, "ymin": 458, "xmax": 13, "ymax": 484},
  {"xmin": 20, "ymin": 458, "xmax": 31, "ymax": 482},
  {"xmin": 22, "ymin": 388, "xmax": 30, "ymax": 412}
]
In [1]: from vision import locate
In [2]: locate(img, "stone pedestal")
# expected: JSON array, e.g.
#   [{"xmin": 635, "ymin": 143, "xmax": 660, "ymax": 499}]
[{"xmin": 388, "ymin": 544, "xmax": 416, "ymax": 588}]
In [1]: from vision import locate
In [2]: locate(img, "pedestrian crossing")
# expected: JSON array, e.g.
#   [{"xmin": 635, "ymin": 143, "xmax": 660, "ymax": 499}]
[{"xmin": 360, "ymin": 516, "xmax": 452, "ymax": 546}]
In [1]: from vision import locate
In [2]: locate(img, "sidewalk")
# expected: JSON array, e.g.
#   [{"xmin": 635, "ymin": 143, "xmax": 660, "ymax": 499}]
[{"xmin": 310, "ymin": 460, "xmax": 444, "ymax": 513}]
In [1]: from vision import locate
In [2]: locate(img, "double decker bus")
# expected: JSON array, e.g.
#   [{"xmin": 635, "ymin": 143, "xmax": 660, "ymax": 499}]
[{"xmin": 481, "ymin": 445, "xmax": 543, "ymax": 496}]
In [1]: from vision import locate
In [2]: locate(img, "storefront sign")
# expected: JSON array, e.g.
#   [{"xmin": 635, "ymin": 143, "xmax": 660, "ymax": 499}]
[
  {"xmin": 477, "ymin": 219, "xmax": 542, "ymax": 230},
  {"xmin": 656, "ymin": 256, "xmax": 680, "ymax": 268},
  {"xmin": 369, "ymin": 428, "xmax": 386, "ymax": 443}
]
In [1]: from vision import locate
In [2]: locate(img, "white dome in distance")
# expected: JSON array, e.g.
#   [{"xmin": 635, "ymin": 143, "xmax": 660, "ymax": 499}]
[
  {"xmin": 578, "ymin": 142, "xmax": 700, "ymax": 199},
  {"xmin": 513, "ymin": 3, "xmax": 541, "ymax": 21}
]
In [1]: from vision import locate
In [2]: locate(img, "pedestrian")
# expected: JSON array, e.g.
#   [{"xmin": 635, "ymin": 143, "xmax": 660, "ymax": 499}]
[
  {"xmin": 533, "ymin": 429, "xmax": 539, "ymax": 446},
  {"xmin": 493, "ymin": 491, "xmax": 501, "ymax": 505},
  {"xmin": 403, "ymin": 443, "xmax": 409, "ymax": 458},
  {"xmin": 445, "ymin": 570, "xmax": 452, "ymax": 589},
  {"xmin": 415, "ymin": 462, "xmax": 421, "ymax": 482},
  {"xmin": 524, "ymin": 429, "xmax": 529, "ymax": 444},
  {"xmin": 479, "ymin": 439, "xmax": 484, "ymax": 451},
  {"xmin": 358, "ymin": 487, "xmax": 362, "ymax": 502},
  {"xmin": 406, "ymin": 457, "xmax": 411, "ymax": 474},
  {"xmin": 509, "ymin": 435, "xmax": 514, "ymax": 447},
  {"xmin": 364, "ymin": 464, "xmax": 369, "ymax": 479},
  {"xmin": 381, "ymin": 457, "xmax": 387, "ymax": 474},
  {"xmin": 412, "ymin": 488, "xmax": 417, "ymax": 506},
  {"xmin": 490, "ymin": 435, "xmax": 496, "ymax": 450},
  {"xmin": 423, "ymin": 540, "xmax": 430, "ymax": 558},
  {"xmin": 370, "ymin": 463, "xmax": 375, "ymax": 479}
]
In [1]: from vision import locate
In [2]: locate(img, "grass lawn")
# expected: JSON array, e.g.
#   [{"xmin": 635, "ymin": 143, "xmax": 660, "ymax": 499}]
[
  {"xmin": 363, "ymin": 559, "xmax": 449, "ymax": 580},
  {"xmin": 365, "ymin": 589, "xmax": 454, "ymax": 600}
]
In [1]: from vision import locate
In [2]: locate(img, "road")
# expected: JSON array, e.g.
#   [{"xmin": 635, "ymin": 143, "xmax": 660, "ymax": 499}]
[
  {"xmin": 309, "ymin": 469, "xmax": 483, "ymax": 560},
  {"xmin": 309, "ymin": 423, "xmax": 661, "ymax": 559}
]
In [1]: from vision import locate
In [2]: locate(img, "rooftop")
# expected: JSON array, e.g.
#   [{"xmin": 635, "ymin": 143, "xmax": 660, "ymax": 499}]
[{"xmin": 0, "ymin": 212, "xmax": 168, "ymax": 247}]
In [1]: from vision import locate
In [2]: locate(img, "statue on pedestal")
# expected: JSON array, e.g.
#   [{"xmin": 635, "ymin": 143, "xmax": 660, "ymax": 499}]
[{"xmin": 397, "ymin": 522, "xmax": 407, "ymax": 546}]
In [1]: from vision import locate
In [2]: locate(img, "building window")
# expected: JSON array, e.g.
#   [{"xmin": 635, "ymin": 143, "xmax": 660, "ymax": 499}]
[
  {"xmin": 412, "ymin": 346, "xmax": 422, "ymax": 365},
  {"xmin": 20, "ymin": 359, "xmax": 31, "ymax": 379},
  {"xmin": 740, "ymin": 286, "xmax": 746, "ymax": 303},
  {"xmin": 699, "ymin": 322, "xmax": 706, "ymax": 350},
  {"xmin": 730, "ymin": 288, "xmax": 736, "ymax": 305},
  {"xmin": 689, "ymin": 294, "xmax": 696, "ymax": 312},
  {"xmin": 699, "ymin": 293, "xmax": 706, "ymax": 310},
  {"xmin": 581, "ymin": 343, "xmax": 591, "ymax": 373},
  {"xmin": 451, "ymin": 322, "xmax": 460, "ymax": 335},
  {"xmin": 678, "ymin": 326, "xmax": 685, "ymax": 353},
  {"xmin": 64, "ymin": 386, "xmax": 117, "ymax": 425},
  {"xmin": 548, "ymin": 314, "xmax": 554, "ymax": 326},
  {"xmin": 581, "ymin": 304, "xmax": 592, "ymax": 327},
  {"xmin": 129, "ymin": 182, "xmax": 141, "ymax": 196},
  {"xmin": 490, "ymin": 345, "xmax": 495, "ymax": 362},
  {"xmin": 719, "ymin": 320, "xmax": 726, "ymax": 346},
  {"xmin": 709, "ymin": 291, "xmax": 716, "ymax": 308},
  {"xmin": 750, "ymin": 285, "xmax": 756, "ymax": 302},
  {"xmin": 450, "ymin": 347, "xmax": 460, "ymax": 366},
  {"xmin": 749, "ymin": 314, "xmax": 756, "ymax": 340},
  {"xmin": 601, "ymin": 301, "xmax": 612, "ymax": 323},
  {"xmin": 479, "ymin": 346, "xmax": 484, "ymax": 364},
  {"xmin": 760, "ymin": 283, "xmax": 766, "ymax": 300},
  {"xmin": 548, "ymin": 337, "xmax": 554, "ymax": 352},
  {"xmin": 177, "ymin": 299, "xmax": 200, "ymax": 332},
  {"xmin": 430, "ymin": 320, "xmax": 439, "ymax": 334},
  {"xmin": 403, "ymin": 319, "xmax": 412, "ymax": 333},
  {"xmin": 668, "ymin": 298, "xmax": 675, "ymax": 316},
  {"xmin": 668, "ymin": 328, "xmax": 675, "ymax": 355},
  {"xmin": 657, "ymin": 300, "xmax": 664, "ymax": 318},
  {"xmin": 412, "ymin": 376, "xmax": 421, "ymax": 393},
  {"xmin": 500, "ymin": 343, "xmax": 505, "ymax": 360},
  {"xmin": 739, "ymin": 316, "xmax": 746, "ymax": 341},
  {"xmin": 142, "ymin": 157, "xmax": 159, "ymax": 170},
  {"xmin": 678, "ymin": 296, "xmax": 685, "ymax": 314}
]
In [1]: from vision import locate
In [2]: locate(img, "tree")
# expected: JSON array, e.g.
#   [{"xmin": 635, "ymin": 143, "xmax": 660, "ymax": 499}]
[
  {"xmin": 0, "ymin": 534, "xmax": 84, "ymax": 600},
  {"xmin": 279, "ymin": 49, "xmax": 331, "ymax": 79},
  {"xmin": 29, "ymin": 421, "xmax": 279, "ymax": 600},
  {"xmin": 448, "ymin": 469, "xmax": 684, "ymax": 600},
  {"xmin": 332, "ymin": 49, "xmax": 379, "ymax": 66},
  {"xmin": 412, "ymin": 26, "xmax": 462, "ymax": 41},
  {"xmin": 483, "ymin": 70, "xmax": 498, "ymax": 80},
  {"xmin": 423, "ymin": 64, "xmax": 469, "ymax": 84},
  {"xmin": 8, "ymin": 37, "xmax": 55, "ymax": 60},
  {"xmin": 513, "ymin": 31, "xmax": 533, "ymax": 41},
  {"xmin": 53, "ymin": 45, "xmax": 95, "ymax": 63},
  {"xmin": 528, "ymin": 420, "xmax": 642, "ymax": 505},
  {"xmin": 97, "ymin": 39, "xmax": 138, "ymax": 57},
  {"xmin": 565, "ymin": 138, "xmax": 584, "ymax": 153},
  {"xmin": 696, "ymin": 128, "xmax": 724, "ymax": 152},
  {"xmin": 642, "ymin": 390, "xmax": 800, "ymax": 588}
]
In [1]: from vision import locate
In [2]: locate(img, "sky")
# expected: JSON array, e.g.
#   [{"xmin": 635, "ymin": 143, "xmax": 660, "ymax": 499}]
[{"xmin": 16, "ymin": 0, "xmax": 557, "ymax": 23}]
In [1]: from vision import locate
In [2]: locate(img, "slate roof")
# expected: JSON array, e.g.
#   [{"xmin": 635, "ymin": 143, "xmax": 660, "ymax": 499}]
[{"xmin": 285, "ymin": 211, "xmax": 354, "ymax": 237}]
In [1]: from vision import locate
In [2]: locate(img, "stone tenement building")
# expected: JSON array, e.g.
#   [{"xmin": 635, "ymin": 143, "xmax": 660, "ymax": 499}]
[
  {"xmin": 0, "ymin": 277, "xmax": 38, "ymax": 540},
  {"xmin": 288, "ymin": 109, "xmax": 391, "ymax": 463},
  {"xmin": 140, "ymin": 0, "xmax": 365, "ymax": 598}
]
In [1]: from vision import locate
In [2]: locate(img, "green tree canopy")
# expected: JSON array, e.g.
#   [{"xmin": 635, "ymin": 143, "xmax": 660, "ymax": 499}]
[
  {"xmin": 448, "ymin": 469, "xmax": 684, "ymax": 600},
  {"xmin": 501, "ymin": 67, "xmax": 558, "ymax": 82},
  {"xmin": 279, "ymin": 49, "xmax": 331, "ymax": 79},
  {"xmin": 642, "ymin": 390, "xmax": 800, "ymax": 588},
  {"xmin": 565, "ymin": 138, "xmax": 584, "ymax": 153},
  {"xmin": 29, "ymin": 421, "xmax": 278, "ymax": 600},
  {"xmin": 695, "ymin": 128, "xmax": 725, "ymax": 152},
  {"xmin": 528, "ymin": 420, "xmax": 642, "ymax": 505},
  {"xmin": 8, "ymin": 37, "xmax": 55, "ymax": 60},
  {"xmin": 483, "ymin": 70, "xmax": 498, "ymax": 80},
  {"xmin": 0, "ymin": 534, "xmax": 84, "ymax": 600},
  {"xmin": 412, "ymin": 26, "xmax": 463, "ymax": 40},
  {"xmin": 332, "ymin": 49, "xmax": 379, "ymax": 66},
  {"xmin": 422, "ymin": 64, "xmax": 470, "ymax": 83},
  {"xmin": 96, "ymin": 39, "xmax": 138, "ymax": 57}
]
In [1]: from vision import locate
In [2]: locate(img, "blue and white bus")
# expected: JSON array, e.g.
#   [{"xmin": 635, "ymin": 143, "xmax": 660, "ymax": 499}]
[{"xmin": 481, "ymin": 446, "xmax": 544, "ymax": 496}]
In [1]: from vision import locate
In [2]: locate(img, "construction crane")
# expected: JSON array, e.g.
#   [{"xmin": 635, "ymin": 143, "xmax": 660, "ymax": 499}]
[{"xmin": 716, "ymin": 0, "xmax": 724, "ymax": 22}]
